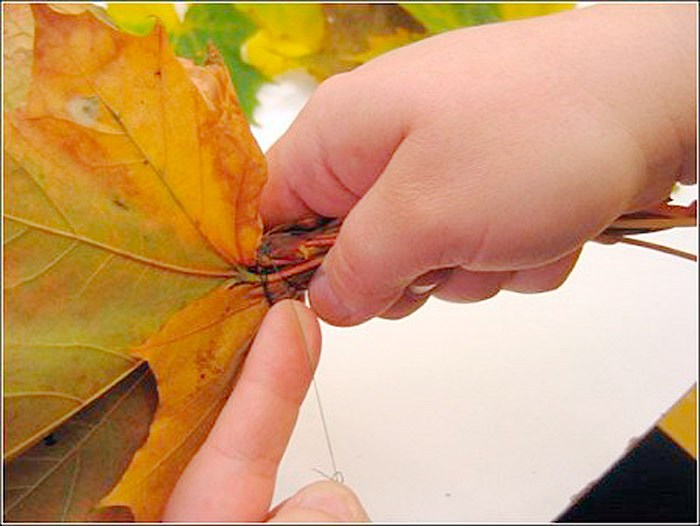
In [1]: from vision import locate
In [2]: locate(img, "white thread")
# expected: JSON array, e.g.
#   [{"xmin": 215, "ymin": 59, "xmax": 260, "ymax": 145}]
[
  {"xmin": 296, "ymin": 305, "xmax": 343, "ymax": 484},
  {"xmin": 308, "ymin": 374, "xmax": 343, "ymax": 483}
]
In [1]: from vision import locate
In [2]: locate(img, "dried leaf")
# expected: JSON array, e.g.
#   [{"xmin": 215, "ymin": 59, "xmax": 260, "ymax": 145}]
[
  {"xmin": 97, "ymin": 285, "xmax": 268, "ymax": 521},
  {"xmin": 401, "ymin": 3, "xmax": 575, "ymax": 34},
  {"xmin": 103, "ymin": 4, "xmax": 266, "ymax": 121},
  {"xmin": 4, "ymin": 5, "xmax": 269, "ymax": 520},
  {"xmin": 345, "ymin": 28, "xmax": 422, "ymax": 65},
  {"xmin": 173, "ymin": 4, "xmax": 268, "ymax": 121},
  {"xmin": 2, "ymin": 3, "xmax": 113, "ymax": 112},
  {"xmin": 2, "ymin": 4, "xmax": 34, "ymax": 111},
  {"xmin": 3, "ymin": 365, "xmax": 157, "ymax": 522},
  {"xmin": 93, "ymin": 220, "xmax": 337, "ymax": 520},
  {"xmin": 27, "ymin": 5, "xmax": 264, "ymax": 265}
]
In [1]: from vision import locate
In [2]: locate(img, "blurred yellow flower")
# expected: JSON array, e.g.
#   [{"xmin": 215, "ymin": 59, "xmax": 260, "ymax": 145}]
[
  {"xmin": 498, "ymin": 3, "xmax": 575, "ymax": 21},
  {"xmin": 237, "ymin": 4, "xmax": 325, "ymax": 77},
  {"xmin": 106, "ymin": 3, "xmax": 182, "ymax": 35}
]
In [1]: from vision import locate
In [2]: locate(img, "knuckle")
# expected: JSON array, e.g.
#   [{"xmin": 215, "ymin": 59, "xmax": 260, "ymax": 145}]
[{"xmin": 308, "ymin": 71, "xmax": 355, "ymax": 111}]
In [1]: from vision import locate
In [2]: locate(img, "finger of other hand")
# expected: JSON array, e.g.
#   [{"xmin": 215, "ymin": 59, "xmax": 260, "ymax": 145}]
[
  {"xmin": 163, "ymin": 300, "xmax": 321, "ymax": 522},
  {"xmin": 268, "ymin": 480, "xmax": 370, "ymax": 523}
]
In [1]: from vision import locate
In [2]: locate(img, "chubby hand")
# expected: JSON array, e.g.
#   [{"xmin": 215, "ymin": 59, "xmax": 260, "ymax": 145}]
[
  {"xmin": 262, "ymin": 4, "xmax": 696, "ymax": 326},
  {"xmin": 163, "ymin": 300, "xmax": 369, "ymax": 522}
]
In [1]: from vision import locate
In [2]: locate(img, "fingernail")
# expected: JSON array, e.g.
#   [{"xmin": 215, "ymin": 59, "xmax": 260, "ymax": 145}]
[
  {"xmin": 288, "ymin": 300, "xmax": 319, "ymax": 370},
  {"xmin": 289, "ymin": 300, "xmax": 310, "ymax": 339},
  {"xmin": 407, "ymin": 269, "xmax": 450, "ymax": 297},
  {"xmin": 408, "ymin": 283, "xmax": 438, "ymax": 296},
  {"xmin": 310, "ymin": 266, "xmax": 353, "ymax": 324},
  {"xmin": 294, "ymin": 481, "xmax": 369, "ymax": 522}
]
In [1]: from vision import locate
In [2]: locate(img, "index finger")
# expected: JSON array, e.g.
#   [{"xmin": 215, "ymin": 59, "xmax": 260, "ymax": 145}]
[
  {"xmin": 260, "ymin": 71, "xmax": 406, "ymax": 228},
  {"xmin": 162, "ymin": 300, "xmax": 321, "ymax": 522}
]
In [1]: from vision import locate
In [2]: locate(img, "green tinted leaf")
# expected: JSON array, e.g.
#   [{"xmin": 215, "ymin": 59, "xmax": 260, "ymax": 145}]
[
  {"xmin": 401, "ymin": 3, "xmax": 501, "ymax": 34},
  {"xmin": 174, "ymin": 4, "xmax": 267, "ymax": 121},
  {"xmin": 3, "ymin": 4, "xmax": 265, "ymax": 461}
]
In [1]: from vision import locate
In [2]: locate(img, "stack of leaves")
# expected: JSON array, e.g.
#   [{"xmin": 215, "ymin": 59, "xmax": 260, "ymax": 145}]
[{"xmin": 3, "ymin": 4, "xmax": 337, "ymax": 521}]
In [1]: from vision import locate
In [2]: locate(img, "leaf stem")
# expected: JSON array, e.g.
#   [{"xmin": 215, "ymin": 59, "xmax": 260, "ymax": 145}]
[
  {"xmin": 597, "ymin": 234, "xmax": 697, "ymax": 262},
  {"xmin": 261, "ymin": 256, "xmax": 325, "ymax": 284},
  {"xmin": 607, "ymin": 217, "xmax": 697, "ymax": 231}
]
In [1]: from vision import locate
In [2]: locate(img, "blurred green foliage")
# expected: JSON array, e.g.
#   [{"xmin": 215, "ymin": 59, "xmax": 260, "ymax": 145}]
[{"xmin": 104, "ymin": 3, "xmax": 575, "ymax": 120}]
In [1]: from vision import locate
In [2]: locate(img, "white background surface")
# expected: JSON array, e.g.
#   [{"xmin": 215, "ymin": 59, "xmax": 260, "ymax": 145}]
[{"xmin": 250, "ymin": 72, "xmax": 698, "ymax": 522}]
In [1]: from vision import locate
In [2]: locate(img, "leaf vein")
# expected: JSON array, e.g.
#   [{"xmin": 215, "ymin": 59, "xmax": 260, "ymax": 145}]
[
  {"xmin": 73, "ymin": 253, "xmax": 115, "ymax": 300},
  {"xmin": 5, "ymin": 391, "xmax": 84, "ymax": 404},
  {"xmin": 137, "ymin": 293, "xmax": 259, "ymax": 352},
  {"xmin": 60, "ymin": 454, "xmax": 81, "ymax": 521},
  {"xmin": 4, "ymin": 362, "xmax": 145, "ymax": 462},
  {"xmin": 4, "ymin": 342, "xmax": 135, "ymax": 362},
  {"xmin": 4, "ymin": 27, "xmax": 33, "ymax": 41},
  {"xmin": 4, "ymin": 240, "xmax": 79, "ymax": 291},
  {"xmin": 15, "ymin": 456, "xmax": 61, "ymax": 463},
  {"xmin": 3, "ymin": 225, "xmax": 30, "ymax": 245},
  {"xmin": 64, "ymin": 40, "xmax": 235, "ymax": 265},
  {"xmin": 27, "ymin": 113, "xmax": 127, "ymax": 136},
  {"xmin": 4, "ymin": 213, "xmax": 239, "ymax": 278},
  {"xmin": 9, "ymin": 150, "xmax": 77, "ymax": 233},
  {"xmin": 4, "ymin": 368, "xmax": 150, "ymax": 513}
]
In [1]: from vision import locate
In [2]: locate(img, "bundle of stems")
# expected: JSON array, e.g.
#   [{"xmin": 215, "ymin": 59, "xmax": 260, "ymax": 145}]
[
  {"xmin": 597, "ymin": 200, "xmax": 697, "ymax": 262},
  {"xmin": 254, "ymin": 199, "xmax": 697, "ymax": 302}
]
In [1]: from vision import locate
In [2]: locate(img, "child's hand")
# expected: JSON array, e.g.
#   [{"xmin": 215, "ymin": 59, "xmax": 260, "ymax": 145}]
[{"xmin": 262, "ymin": 4, "xmax": 696, "ymax": 326}]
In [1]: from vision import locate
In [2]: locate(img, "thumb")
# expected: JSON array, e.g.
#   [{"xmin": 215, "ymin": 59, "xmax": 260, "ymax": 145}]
[
  {"xmin": 308, "ymin": 135, "xmax": 473, "ymax": 326},
  {"xmin": 308, "ymin": 169, "xmax": 427, "ymax": 326},
  {"xmin": 268, "ymin": 481, "xmax": 370, "ymax": 523}
]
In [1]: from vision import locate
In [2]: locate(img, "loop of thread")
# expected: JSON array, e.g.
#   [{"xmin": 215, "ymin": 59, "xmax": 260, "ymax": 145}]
[{"xmin": 312, "ymin": 468, "xmax": 345, "ymax": 484}]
